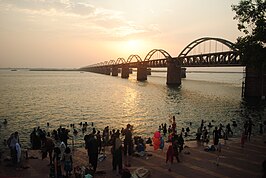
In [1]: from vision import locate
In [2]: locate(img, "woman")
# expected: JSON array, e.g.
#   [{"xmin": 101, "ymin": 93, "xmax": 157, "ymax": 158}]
[
  {"xmin": 52, "ymin": 147, "xmax": 62, "ymax": 178},
  {"xmin": 62, "ymin": 147, "xmax": 73, "ymax": 177}
]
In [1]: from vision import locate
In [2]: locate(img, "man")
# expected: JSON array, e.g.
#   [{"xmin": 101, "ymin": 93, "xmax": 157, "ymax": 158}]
[
  {"xmin": 85, "ymin": 134, "xmax": 98, "ymax": 173},
  {"xmin": 41, "ymin": 135, "xmax": 55, "ymax": 165},
  {"xmin": 123, "ymin": 124, "xmax": 132, "ymax": 156}
]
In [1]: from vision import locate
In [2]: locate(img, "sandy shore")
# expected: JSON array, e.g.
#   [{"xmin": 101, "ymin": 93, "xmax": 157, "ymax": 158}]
[{"xmin": 0, "ymin": 135, "xmax": 265, "ymax": 178}]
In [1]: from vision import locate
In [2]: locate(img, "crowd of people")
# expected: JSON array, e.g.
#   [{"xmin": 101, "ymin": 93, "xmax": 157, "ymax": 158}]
[
  {"xmin": 83, "ymin": 123, "xmax": 134, "ymax": 176},
  {"xmin": 2, "ymin": 115, "xmax": 266, "ymax": 177}
]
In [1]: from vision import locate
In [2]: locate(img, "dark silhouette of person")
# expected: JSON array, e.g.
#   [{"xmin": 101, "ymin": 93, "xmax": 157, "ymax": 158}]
[
  {"xmin": 247, "ymin": 118, "xmax": 254, "ymax": 141},
  {"xmin": 112, "ymin": 130, "xmax": 122, "ymax": 174},
  {"xmin": 41, "ymin": 135, "xmax": 55, "ymax": 165},
  {"xmin": 213, "ymin": 127, "xmax": 219, "ymax": 145},
  {"xmin": 86, "ymin": 134, "xmax": 98, "ymax": 173},
  {"xmin": 172, "ymin": 134, "xmax": 180, "ymax": 163},
  {"xmin": 123, "ymin": 124, "xmax": 133, "ymax": 156}
]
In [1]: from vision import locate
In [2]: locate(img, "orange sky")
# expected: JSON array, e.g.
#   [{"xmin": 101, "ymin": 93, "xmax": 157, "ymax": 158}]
[{"xmin": 0, "ymin": 0, "xmax": 243, "ymax": 68}]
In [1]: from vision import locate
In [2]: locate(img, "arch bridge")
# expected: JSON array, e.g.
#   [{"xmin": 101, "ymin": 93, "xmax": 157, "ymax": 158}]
[{"xmin": 81, "ymin": 37, "xmax": 242, "ymax": 85}]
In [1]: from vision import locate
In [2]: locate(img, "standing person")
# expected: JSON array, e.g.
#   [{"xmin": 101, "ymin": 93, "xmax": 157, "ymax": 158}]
[
  {"xmin": 30, "ymin": 128, "xmax": 38, "ymax": 149},
  {"xmin": 123, "ymin": 124, "xmax": 133, "ymax": 156},
  {"xmin": 166, "ymin": 145, "xmax": 174, "ymax": 171},
  {"xmin": 172, "ymin": 116, "xmax": 177, "ymax": 134},
  {"xmin": 168, "ymin": 125, "xmax": 172, "ymax": 134},
  {"xmin": 213, "ymin": 127, "xmax": 219, "ymax": 146},
  {"xmin": 41, "ymin": 135, "xmax": 55, "ymax": 165},
  {"xmin": 84, "ymin": 134, "xmax": 90, "ymax": 157},
  {"xmin": 196, "ymin": 126, "xmax": 202, "ymax": 141},
  {"xmin": 178, "ymin": 133, "xmax": 184, "ymax": 152},
  {"xmin": 172, "ymin": 134, "xmax": 180, "ymax": 163},
  {"xmin": 62, "ymin": 147, "xmax": 73, "ymax": 177},
  {"xmin": 96, "ymin": 131, "xmax": 102, "ymax": 154},
  {"xmin": 59, "ymin": 141, "xmax": 66, "ymax": 161},
  {"xmin": 60, "ymin": 128, "xmax": 69, "ymax": 147},
  {"xmin": 226, "ymin": 123, "xmax": 233, "ymax": 136},
  {"xmin": 112, "ymin": 131, "xmax": 122, "ymax": 175},
  {"xmin": 87, "ymin": 134, "xmax": 99, "ymax": 173},
  {"xmin": 53, "ymin": 147, "xmax": 62, "ymax": 178},
  {"xmin": 104, "ymin": 126, "xmax": 110, "ymax": 146},
  {"xmin": 163, "ymin": 123, "xmax": 167, "ymax": 136},
  {"xmin": 202, "ymin": 126, "xmax": 208, "ymax": 143},
  {"xmin": 247, "ymin": 118, "xmax": 254, "ymax": 141},
  {"xmin": 15, "ymin": 143, "xmax": 22, "ymax": 165},
  {"xmin": 160, "ymin": 136, "xmax": 164, "ymax": 151},
  {"xmin": 216, "ymin": 142, "xmax": 222, "ymax": 166},
  {"xmin": 7, "ymin": 132, "xmax": 20, "ymax": 164}
]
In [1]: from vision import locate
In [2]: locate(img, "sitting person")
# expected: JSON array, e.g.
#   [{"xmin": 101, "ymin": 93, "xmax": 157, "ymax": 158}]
[{"xmin": 136, "ymin": 142, "xmax": 145, "ymax": 152}]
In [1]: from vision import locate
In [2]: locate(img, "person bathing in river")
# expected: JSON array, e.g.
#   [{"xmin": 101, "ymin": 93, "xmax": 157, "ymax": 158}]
[{"xmin": 172, "ymin": 116, "xmax": 177, "ymax": 134}]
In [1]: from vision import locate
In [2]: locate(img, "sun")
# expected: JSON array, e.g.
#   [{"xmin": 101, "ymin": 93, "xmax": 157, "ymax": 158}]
[
  {"xmin": 126, "ymin": 39, "xmax": 142, "ymax": 52},
  {"xmin": 113, "ymin": 39, "xmax": 148, "ymax": 57},
  {"xmin": 127, "ymin": 40, "xmax": 139, "ymax": 48}
]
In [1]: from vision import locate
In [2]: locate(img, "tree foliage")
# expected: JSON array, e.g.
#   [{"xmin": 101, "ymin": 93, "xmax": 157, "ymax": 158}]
[{"xmin": 232, "ymin": 0, "xmax": 266, "ymax": 69}]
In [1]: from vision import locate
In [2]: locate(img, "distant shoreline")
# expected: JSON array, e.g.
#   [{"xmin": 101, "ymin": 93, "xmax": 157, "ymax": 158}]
[
  {"xmin": 29, "ymin": 68, "xmax": 79, "ymax": 71},
  {"xmin": 0, "ymin": 68, "xmax": 80, "ymax": 71},
  {"xmin": 0, "ymin": 68, "xmax": 243, "ymax": 73}
]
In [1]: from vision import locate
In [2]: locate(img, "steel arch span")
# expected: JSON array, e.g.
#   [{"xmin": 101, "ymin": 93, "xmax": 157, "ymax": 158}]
[
  {"xmin": 127, "ymin": 55, "xmax": 142, "ymax": 63},
  {"xmin": 108, "ymin": 60, "xmax": 116, "ymax": 65},
  {"xmin": 178, "ymin": 37, "xmax": 238, "ymax": 58},
  {"xmin": 115, "ymin": 58, "xmax": 126, "ymax": 64},
  {"xmin": 144, "ymin": 49, "xmax": 172, "ymax": 61}
]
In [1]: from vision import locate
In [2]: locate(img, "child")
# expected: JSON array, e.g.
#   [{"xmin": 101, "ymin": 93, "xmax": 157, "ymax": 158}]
[
  {"xmin": 62, "ymin": 147, "xmax": 73, "ymax": 177},
  {"xmin": 160, "ymin": 137, "xmax": 164, "ymax": 151},
  {"xmin": 166, "ymin": 145, "xmax": 174, "ymax": 171}
]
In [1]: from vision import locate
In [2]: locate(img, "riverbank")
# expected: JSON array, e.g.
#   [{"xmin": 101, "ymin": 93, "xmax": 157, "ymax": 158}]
[{"xmin": 0, "ymin": 135, "xmax": 265, "ymax": 178}]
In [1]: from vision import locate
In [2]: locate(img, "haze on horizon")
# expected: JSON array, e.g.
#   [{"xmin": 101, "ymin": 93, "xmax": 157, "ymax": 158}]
[{"xmin": 0, "ymin": 0, "xmax": 243, "ymax": 68}]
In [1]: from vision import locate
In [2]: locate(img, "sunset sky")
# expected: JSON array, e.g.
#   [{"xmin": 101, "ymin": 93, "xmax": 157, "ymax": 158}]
[{"xmin": 0, "ymin": 0, "xmax": 243, "ymax": 68}]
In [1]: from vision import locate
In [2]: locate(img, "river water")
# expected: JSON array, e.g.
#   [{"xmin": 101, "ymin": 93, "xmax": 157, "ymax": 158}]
[{"xmin": 0, "ymin": 67, "xmax": 265, "ymax": 148}]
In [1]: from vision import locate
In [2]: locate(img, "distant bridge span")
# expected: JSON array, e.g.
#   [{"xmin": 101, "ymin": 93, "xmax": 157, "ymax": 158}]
[
  {"xmin": 80, "ymin": 37, "xmax": 266, "ymax": 100},
  {"xmin": 80, "ymin": 37, "xmax": 242, "ymax": 83}
]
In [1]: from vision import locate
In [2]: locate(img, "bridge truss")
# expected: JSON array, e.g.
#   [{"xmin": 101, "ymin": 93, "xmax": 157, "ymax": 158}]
[{"xmin": 80, "ymin": 37, "xmax": 243, "ymax": 70}]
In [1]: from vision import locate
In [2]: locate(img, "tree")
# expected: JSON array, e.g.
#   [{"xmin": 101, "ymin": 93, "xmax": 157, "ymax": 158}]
[{"xmin": 232, "ymin": 0, "xmax": 266, "ymax": 69}]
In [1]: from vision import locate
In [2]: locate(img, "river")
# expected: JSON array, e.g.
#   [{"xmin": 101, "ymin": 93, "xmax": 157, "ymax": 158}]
[{"xmin": 0, "ymin": 67, "xmax": 265, "ymax": 148}]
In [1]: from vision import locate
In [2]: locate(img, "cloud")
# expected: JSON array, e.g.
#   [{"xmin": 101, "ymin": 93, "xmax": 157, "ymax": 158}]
[{"xmin": 0, "ymin": 0, "xmax": 160, "ymax": 40}]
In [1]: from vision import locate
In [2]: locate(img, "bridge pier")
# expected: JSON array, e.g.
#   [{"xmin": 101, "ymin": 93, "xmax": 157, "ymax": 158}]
[
  {"xmin": 112, "ymin": 66, "xmax": 118, "ymax": 76},
  {"xmin": 181, "ymin": 68, "xmax": 186, "ymax": 78},
  {"xmin": 104, "ymin": 67, "xmax": 111, "ymax": 75},
  {"xmin": 166, "ymin": 60, "xmax": 181, "ymax": 85},
  {"xmin": 96, "ymin": 67, "xmax": 101, "ymax": 74},
  {"xmin": 100, "ymin": 68, "xmax": 105, "ymax": 74},
  {"xmin": 244, "ymin": 66, "xmax": 266, "ymax": 100},
  {"xmin": 121, "ymin": 65, "xmax": 129, "ymax": 78},
  {"xmin": 137, "ymin": 64, "xmax": 147, "ymax": 81},
  {"xmin": 147, "ymin": 68, "xmax": 151, "ymax": 75}
]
